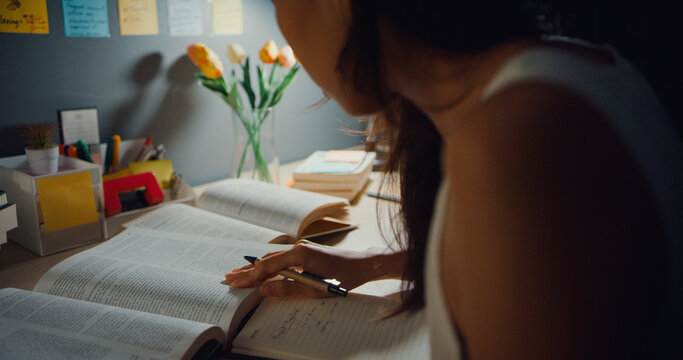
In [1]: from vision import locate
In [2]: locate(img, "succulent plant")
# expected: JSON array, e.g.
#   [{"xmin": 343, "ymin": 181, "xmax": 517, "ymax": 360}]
[{"xmin": 18, "ymin": 123, "xmax": 58, "ymax": 150}]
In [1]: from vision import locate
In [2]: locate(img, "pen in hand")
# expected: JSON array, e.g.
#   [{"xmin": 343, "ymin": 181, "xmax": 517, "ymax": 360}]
[{"xmin": 231, "ymin": 255, "xmax": 347, "ymax": 297}]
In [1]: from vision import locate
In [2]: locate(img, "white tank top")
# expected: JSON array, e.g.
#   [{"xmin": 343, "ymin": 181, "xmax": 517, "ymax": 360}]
[{"xmin": 424, "ymin": 38, "xmax": 683, "ymax": 359}]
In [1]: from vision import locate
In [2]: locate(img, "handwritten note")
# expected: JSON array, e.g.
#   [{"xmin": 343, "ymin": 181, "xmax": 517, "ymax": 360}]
[
  {"xmin": 212, "ymin": 0, "xmax": 242, "ymax": 35},
  {"xmin": 118, "ymin": 0, "xmax": 159, "ymax": 36},
  {"xmin": 62, "ymin": 0, "xmax": 109, "ymax": 37},
  {"xmin": 0, "ymin": 0, "xmax": 49, "ymax": 34},
  {"xmin": 59, "ymin": 108, "xmax": 100, "ymax": 144},
  {"xmin": 167, "ymin": 0, "xmax": 201, "ymax": 36},
  {"xmin": 233, "ymin": 295, "xmax": 429, "ymax": 359}
]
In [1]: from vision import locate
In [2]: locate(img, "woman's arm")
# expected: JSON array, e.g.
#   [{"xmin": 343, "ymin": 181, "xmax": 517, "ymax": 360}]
[
  {"xmin": 226, "ymin": 240, "xmax": 406, "ymax": 297},
  {"xmin": 440, "ymin": 82, "xmax": 659, "ymax": 359}
]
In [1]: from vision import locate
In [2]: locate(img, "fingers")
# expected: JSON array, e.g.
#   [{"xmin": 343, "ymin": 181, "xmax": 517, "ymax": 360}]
[
  {"xmin": 248, "ymin": 243, "xmax": 322, "ymax": 280},
  {"xmin": 224, "ymin": 269, "xmax": 251, "ymax": 286},
  {"xmin": 227, "ymin": 242, "xmax": 325, "ymax": 288},
  {"xmin": 229, "ymin": 263, "xmax": 254, "ymax": 273},
  {"xmin": 227, "ymin": 249, "xmax": 290, "ymax": 274},
  {"xmin": 259, "ymin": 278, "xmax": 331, "ymax": 298}
]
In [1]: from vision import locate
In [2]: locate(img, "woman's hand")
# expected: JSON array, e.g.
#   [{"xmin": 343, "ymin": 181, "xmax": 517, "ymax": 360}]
[{"xmin": 225, "ymin": 240, "xmax": 405, "ymax": 297}]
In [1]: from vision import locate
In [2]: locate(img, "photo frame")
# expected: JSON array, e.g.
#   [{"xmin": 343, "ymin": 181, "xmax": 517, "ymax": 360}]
[{"xmin": 58, "ymin": 107, "xmax": 100, "ymax": 145}]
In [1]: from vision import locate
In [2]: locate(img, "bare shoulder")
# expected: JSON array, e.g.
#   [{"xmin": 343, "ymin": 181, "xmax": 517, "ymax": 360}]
[{"xmin": 438, "ymin": 82, "xmax": 664, "ymax": 359}]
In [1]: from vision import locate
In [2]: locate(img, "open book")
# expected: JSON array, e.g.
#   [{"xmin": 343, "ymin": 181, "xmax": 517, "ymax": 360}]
[
  {"xmin": 125, "ymin": 178, "xmax": 356, "ymax": 243},
  {"xmin": 0, "ymin": 226, "xmax": 428, "ymax": 359}
]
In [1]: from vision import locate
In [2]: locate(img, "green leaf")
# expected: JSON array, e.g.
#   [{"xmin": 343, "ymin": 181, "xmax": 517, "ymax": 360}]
[
  {"xmin": 257, "ymin": 64, "xmax": 268, "ymax": 101},
  {"xmin": 268, "ymin": 61, "xmax": 281, "ymax": 85},
  {"xmin": 200, "ymin": 80, "xmax": 227, "ymax": 96},
  {"xmin": 270, "ymin": 65, "xmax": 300, "ymax": 107},
  {"xmin": 240, "ymin": 57, "xmax": 256, "ymax": 110},
  {"xmin": 225, "ymin": 81, "xmax": 244, "ymax": 114},
  {"xmin": 194, "ymin": 71, "xmax": 228, "ymax": 96}
]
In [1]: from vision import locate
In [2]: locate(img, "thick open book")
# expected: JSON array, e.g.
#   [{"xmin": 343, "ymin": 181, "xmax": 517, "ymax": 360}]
[
  {"xmin": 0, "ymin": 226, "xmax": 428, "ymax": 359},
  {"xmin": 125, "ymin": 178, "xmax": 356, "ymax": 243}
]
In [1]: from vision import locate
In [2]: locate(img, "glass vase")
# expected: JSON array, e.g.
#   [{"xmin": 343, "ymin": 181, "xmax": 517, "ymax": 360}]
[{"xmin": 231, "ymin": 107, "xmax": 279, "ymax": 184}]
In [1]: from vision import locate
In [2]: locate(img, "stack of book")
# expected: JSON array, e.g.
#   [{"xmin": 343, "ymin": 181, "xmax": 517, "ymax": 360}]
[
  {"xmin": 0, "ymin": 190, "xmax": 18, "ymax": 249},
  {"xmin": 290, "ymin": 150, "xmax": 376, "ymax": 201}
]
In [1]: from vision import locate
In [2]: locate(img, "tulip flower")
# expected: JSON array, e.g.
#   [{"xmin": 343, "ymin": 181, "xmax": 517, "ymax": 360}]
[
  {"xmin": 227, "ymin": 43, "xmax": 247, "ymax": 64},
  {"xmin": 259, "ymin": 40, "xmax": 278, "ymax": 64},
  {"xmin": 277, "ymin": 45, "xmax": 297, "ymax": 68},
  {"xmin": 189, "ymin": 39, "xmax": 300, "ymax": 183},
  {"xmin": 186, "ymin": 43, "xmax": 224, "ymax": 79}
]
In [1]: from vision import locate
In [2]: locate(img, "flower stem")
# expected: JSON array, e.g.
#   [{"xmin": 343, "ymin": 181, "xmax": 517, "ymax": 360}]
[{"xmin": 235, "ymin": 109, "xmax": 273, "ymax": 182}]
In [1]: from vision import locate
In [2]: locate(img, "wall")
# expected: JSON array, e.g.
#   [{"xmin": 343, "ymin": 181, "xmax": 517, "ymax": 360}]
[{"xmin": 0, "ymin": 0, "xmax": 363, "ymax": 185}]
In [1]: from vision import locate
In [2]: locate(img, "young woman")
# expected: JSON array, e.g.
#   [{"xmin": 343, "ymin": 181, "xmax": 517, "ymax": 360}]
[{"xmin": 226, "ymin": 1, "xmax": 683, "ymax": 358}]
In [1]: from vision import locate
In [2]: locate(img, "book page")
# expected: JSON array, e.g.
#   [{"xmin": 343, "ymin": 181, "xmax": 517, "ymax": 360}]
[
  {"xmin": 0, "ymin": 288, "xmax": 223, "ymax": 360},
  {"xmin": 198, "ymin": 179, "xmax": 348, "ymax": 237},
  {"xmin": 124, "ymin": 203, "xmax": 293, "ymax": 243},
  {"xmin": 232, "ymin": 295, "xmax": 429, "ymax": 359},
  {"xmin": 33, "ymin": 227, "xmax": 290, "ymax": 342}
]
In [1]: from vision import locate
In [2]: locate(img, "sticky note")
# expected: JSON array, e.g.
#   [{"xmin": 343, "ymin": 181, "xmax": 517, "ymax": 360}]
[
  {"xmin": 324, "ymin": 150, "xmax": 367, "ymax": 163},
  {"xmin": 212, "ymin": 0, "xmax": 242, "ymax": 35},
  {"xmin": 129, "ymin": 160, "xmax": 174, "ymax": 189},
  {"xmin": 0, "ymin": 0, "xmax": 49, "ymax": 34},
  {"xmin": 36, "ymin": 172, "xmax": 98, "ymax": 232},
  {"xmin": 102, "ymin": 168, "xmax": 131, "ymax": 182},
  {"xmin": 118, "ymin": 0, "xmax": 159, "ymax": 36},
  {"xmin": 62, "ymin": 0, "xmax": 110, "ymax": 38},
  {"xmin": 168, "ymin": 0, "xmax": 202, "ymax": 36}
]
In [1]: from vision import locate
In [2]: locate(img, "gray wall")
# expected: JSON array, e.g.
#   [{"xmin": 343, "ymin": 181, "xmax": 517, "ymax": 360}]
[{"xmin": 0, "ymin": 0, "xmax": 363, "ymax": 185}]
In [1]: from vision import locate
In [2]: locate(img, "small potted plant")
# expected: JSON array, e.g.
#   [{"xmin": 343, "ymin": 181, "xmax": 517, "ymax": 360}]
[{"xmin": 18, "ymin": 123, "xmax": 59, "ymax": 175}]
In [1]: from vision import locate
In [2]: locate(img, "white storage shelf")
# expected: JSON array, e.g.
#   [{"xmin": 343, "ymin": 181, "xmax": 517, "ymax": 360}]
[{"xmin": 0, "ymin": 155, "xmax": 104, "ymax": 256}]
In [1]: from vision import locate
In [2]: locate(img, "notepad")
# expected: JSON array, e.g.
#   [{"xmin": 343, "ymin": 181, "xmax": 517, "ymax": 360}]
[
  {"xmin": 35, "ymin": 172, "xmax": 98, "ymax": 232},
  {"xmin": 232, "ymin": 295, "xmax": 429, "ymax": 359},
  {"xmin": 129, "ymin": 159, "xmax": 174, "ymax": 189}
]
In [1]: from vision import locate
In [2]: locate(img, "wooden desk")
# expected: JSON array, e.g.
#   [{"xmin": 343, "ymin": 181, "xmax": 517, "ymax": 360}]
[{"xmin": 0, "ymin": 162, "xmax": 397, "ymax": 293}]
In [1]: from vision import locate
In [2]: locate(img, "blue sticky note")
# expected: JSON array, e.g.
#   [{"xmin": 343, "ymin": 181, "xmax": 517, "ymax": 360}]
[
  {"xmin": 168, "ymin": 0, "xmax": 203, "ymax": 36},
  {"xmin": 62, "ymin": 0, "xmax": 110, "ymax": 38}
]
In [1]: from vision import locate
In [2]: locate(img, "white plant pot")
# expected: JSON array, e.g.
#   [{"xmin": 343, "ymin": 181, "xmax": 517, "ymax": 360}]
[{"xmin": 25, "ymin": 146, "xmax": 59, "ymax": 175}]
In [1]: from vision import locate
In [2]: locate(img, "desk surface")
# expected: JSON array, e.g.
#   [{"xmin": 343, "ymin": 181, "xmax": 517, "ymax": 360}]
[{"xmin": 0, "ymin": 161, "xmax": 399, "ymax": 293}]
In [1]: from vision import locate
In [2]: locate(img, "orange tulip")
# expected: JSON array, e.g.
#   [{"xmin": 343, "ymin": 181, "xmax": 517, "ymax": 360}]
[
  {"xmin": 259, "ymin": 40, "xmax": 278, "ymax": 64},
  {"xmin": 187, "ymin": 43, "xmax": 224, "ymax": 79},
  {"xmin": 277, "ymin": 45, "xmax": 297, "ymax": 68}
]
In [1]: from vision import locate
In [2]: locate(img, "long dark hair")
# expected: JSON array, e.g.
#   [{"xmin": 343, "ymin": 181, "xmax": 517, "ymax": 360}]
[{"xmin": 337, "ymin": 1, "xmax": 546, "ymax": 310}]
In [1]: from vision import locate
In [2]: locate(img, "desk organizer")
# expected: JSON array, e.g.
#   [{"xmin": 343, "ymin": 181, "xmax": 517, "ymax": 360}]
[
  {"xmin": 0, "ymin": 155, "xmax": 104, "ymax": 256},
  {"xmin": 1, "ymin": 190, "xmax": 18, "ymax": 247},
  {"xmin": 1, "ymin": 143, "xmax": 197, "ymax": 251},
  {"xmin": 103, "ymin": 180, "xmax": 195, "ymax": 239},
  {"xmin": 98, "ymin": 138, "xmax": 196, "ymax": 239}
]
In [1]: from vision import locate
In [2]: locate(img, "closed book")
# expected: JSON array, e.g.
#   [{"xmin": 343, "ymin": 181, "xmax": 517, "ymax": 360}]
[
  {"xmin": 293, "ymin": 151, "xmax": 376, "ymax": 183},
  {"xmin": 291, "ymin": 178, "xmax": 370, "ymax": 201}
]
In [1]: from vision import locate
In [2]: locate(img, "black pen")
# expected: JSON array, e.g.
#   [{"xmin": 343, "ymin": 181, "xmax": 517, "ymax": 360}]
[{"xmin": 243, "ymin": 255, "xmax": 347, "ymax": 297}]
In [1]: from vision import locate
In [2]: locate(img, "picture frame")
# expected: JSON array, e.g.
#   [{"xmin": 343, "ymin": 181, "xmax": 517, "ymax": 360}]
[{"xmin": 57, "ymin": 107, "xmax": 100, "ymax": 145}]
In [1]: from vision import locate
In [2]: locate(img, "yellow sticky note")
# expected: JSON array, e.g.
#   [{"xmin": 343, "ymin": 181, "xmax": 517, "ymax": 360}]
[
  {"xmin": 118, "ymin": 0, "xmax": 159, "ymax": 35},
  {"xmin": 213, "ymin": 0, "xmax": 242, "ymax": 35},
  {"xmin": 36, "ymin": 172, "xmax": 98, "ymax": 232},
  {"xmin": 102, "ymin": 168, "xmax": 131, "ymax": 182},
  {"xmin": 129, "ymin": 160, "xmax": 174, "ymax": 189},
  {"xmin": 0, "ymin": 0, "xmax": 49, "ymax": 34}
]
